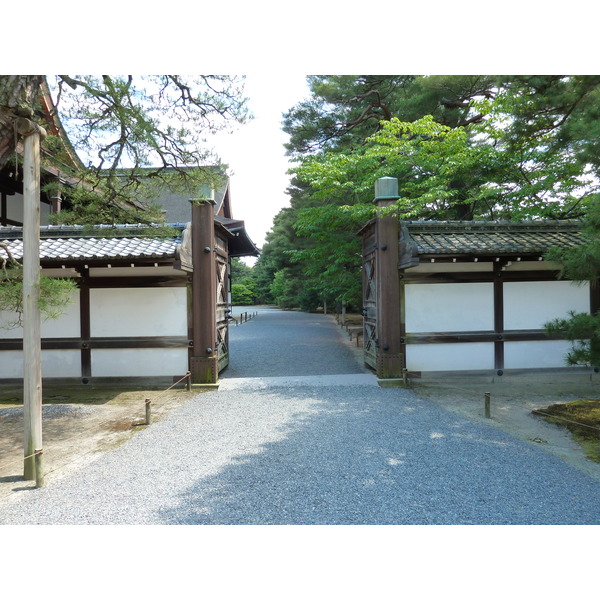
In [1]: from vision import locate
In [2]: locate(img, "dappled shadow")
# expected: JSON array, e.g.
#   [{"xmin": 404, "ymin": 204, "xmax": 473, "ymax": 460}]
[
  {"xmin": 158, "ymin": 386, "xmax": 600, "ymax": 525},
  {"xmin": 0, "ymin": 475, "xmax": 22, "ymax": 484}
]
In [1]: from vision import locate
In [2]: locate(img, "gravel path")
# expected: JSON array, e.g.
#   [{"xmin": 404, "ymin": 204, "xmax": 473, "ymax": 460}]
[{"xmin": 1, "ymin": 307, "xmax": 599, "ymax": 525}]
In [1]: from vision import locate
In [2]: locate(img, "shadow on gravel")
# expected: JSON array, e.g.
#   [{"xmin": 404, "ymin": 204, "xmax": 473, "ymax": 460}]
[
  {"xmin": 0, "ymin": 475, "xmax": 22, "ymax": 484},
  {"xmin": 158, "ymin": 387, "xmax": 600, "ymax": 525}
]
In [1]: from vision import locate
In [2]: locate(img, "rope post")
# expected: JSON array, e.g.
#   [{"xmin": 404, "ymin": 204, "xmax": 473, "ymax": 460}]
[
  {"xmin": 145, "ymin": 398, "xmax": 152, "ymax": 425},
  {"xmin": 186, "ymin": 371, "xmax": 192, "ymax": 392},
  {"xmin": 484, "ymin": 392, "xmax": 491, "ymax": 419},
  {"xmin": 34, "ymin": 449, "xmax": 44, "ymax": 488}
]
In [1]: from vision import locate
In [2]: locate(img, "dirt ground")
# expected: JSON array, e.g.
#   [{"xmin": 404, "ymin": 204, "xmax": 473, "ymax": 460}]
[{"xmin": 0, "ymin": 383, "xmax": 199, "ymax": 509}]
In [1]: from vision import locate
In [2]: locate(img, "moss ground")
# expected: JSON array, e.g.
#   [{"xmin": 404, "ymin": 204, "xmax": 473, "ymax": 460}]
[{"xmin": 534, "ymin": 399, "xmax": 600, "ymax": 463}]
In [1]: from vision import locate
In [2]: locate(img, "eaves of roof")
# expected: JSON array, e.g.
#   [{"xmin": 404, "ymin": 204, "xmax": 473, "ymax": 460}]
[
  {"xmin": 0, "ymin": 218, "xmax": 260, "ymax": 265},
  {"xmin": 405, "ymin": 220, "xmax": 583, "ymax": 257},
  {"xmin": 215, "ymin": 216, "xmax": 260, "ymax": 257},
  {"xmin": 0, "ymin": 224, "xmax": 183, "ymax": 265}
]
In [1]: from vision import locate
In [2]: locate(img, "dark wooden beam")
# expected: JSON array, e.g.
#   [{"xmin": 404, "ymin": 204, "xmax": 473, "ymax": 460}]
[
  {"xmin": 404, "ymin": 329, "xmax": 558, "ymax": 344},
  {"xmin": 403, "ymin": 270, "xmax": 562, "ymax": 284},
  {"xmin": 78, "ymin": 268, "xmax": 91, "ymax": 378},
  {"xmin": 0, "ymin": 336, "xmax": 189, "ymax": 351},
  {"xmin": 493, "ymin": 262, "xmax": 505, "ymax": 372},
  {"xmin": 590, "ymin": 280, "xmax": 600, "ymax": 315}
]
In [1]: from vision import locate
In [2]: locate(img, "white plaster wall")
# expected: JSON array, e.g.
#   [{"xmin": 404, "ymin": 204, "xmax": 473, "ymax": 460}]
[
  {"xmin": 90, "ymin": 287, "xmax": 187, "ymax": 337},
  {"xmin": 0, "ymin": 311, "xmax": 24, "ymax": 338},
  {"xmin": 0, "ymin": 290, "xmax": 80, "ymax": 339},
  {"xmin": 0, "ymin": 350, "xmax": 81, "ymax": 378},
  {"xmin": 42, "ymin": 350, "xmax": 81, "ymax": 377},
  {"xmin": 504, "ymin": 280, "xmax": 589, "ymax": 330},
  {"xmin": 91, "ymin": 348, "xmax": 188, "ymax": 377},
  {"xmin": 41, "ymin": 291, "xmax": 80, "ymax": 337},
  {"xmin": 0, "ymin": 351, "xmax": 23, "ymax": 377},
  {"xmin": 504, "ymin": 340, "xmax": 574, "ymax": 369},
  {"xmin": 406, "ymin": 342, "xmax": 494, "ymax": 371},
  {"xmin": 405, "ymin": 282, "xmax": 494, "ymax": 332}
]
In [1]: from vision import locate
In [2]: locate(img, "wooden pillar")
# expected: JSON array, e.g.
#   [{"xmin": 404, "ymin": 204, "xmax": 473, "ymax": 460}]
[
  {"xmin": 373, "ymin": 177, "xmax": 403, "ymax": 379},
  {"xmin": 493, "ymin": 261, "xmax": 505, "ymax": 374},
  {"xmin": 17, "ymin": 118, "xmax": 46, "ymax": 479},
  {"xmin": 78, "ymin": 268, "xmax": 92, "ymax": 381},
  {"xmin": 590, "ymin": 279, "xmax": 600, "ymax": 316},
  {"xmin": 50, "ymin": 178, "xmax": 62, "ymax": 214},
  {"xmin": 189, "ymin": 199, "xmax": 218, "ymax": 384}
]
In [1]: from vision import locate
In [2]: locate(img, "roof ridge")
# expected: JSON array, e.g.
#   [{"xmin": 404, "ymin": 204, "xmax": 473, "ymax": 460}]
[
  {"xmin": 404, "ymin": 219, "xmax": 583, "ymax": 233},
  {"xmin": 0, "ymin": 223, "xmax": 187, "ymax": 240}
]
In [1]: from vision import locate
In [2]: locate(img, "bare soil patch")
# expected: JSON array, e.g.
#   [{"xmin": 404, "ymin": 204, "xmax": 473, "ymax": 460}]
[{"xmin": 0, "ymin": 382, "xmax": 199, "ymax": 509}]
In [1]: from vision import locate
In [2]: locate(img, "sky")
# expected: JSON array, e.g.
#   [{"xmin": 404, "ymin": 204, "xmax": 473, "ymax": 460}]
[{"xmin": 208, "ymin": 74, "xmax": 311, "ymax": 255}]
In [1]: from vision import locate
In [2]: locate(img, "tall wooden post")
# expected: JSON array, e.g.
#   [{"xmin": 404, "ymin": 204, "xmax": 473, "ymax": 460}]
[
  {"xmin": 17, "ymin": 118, "xmax": 46, "ymax": 479},
  {"xmin": 189, "ymin": 198, "xmax": 218, "ymax": 384},
  {"xmin": 373, "ymin": 177, "xmax": 403, "ymax": 379}
]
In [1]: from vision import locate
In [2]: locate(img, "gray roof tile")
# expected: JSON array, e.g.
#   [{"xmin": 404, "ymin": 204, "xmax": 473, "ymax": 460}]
[
  {"xmin": 405, "ymin": 220, "xmax": 583, "ymax": 256},
  {"xmin": 0, "ymin": 226, "xmax": 181, "ymax": 263}
]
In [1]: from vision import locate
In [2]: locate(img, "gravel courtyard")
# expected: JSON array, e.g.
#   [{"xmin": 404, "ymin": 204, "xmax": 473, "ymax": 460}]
[{"xmin": 1, "ymin": 307, "xmax": 599, "ymax": 525}]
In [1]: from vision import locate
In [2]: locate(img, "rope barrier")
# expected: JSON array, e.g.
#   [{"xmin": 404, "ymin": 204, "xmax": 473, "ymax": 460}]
[
  {"xmin": 414, "ymin": 379, "xmax": 600, "ymax": 433},
  {"xmin": 531, "ymin": 409, "xmax": 600, "ymax": 433},
  {"xmin": 231, "ymin": 310, "xmax": 258, "ymax": 326},
  {"xmin": 0, "ymin": 371, "xmax": 194, "ymax": 476}
]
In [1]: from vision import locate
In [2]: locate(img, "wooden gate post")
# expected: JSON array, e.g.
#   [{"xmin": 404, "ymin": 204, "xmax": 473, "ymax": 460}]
[
  {"xmin": 190, "ymin": 198, "xmax": 219, "ymax": 384},
  {"xmin": 373, "ymin": 177, "xmax": 403, "ymax": 379}
]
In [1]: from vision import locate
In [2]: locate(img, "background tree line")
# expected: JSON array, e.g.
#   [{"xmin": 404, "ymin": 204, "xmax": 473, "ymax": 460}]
[{"xmin": 252, "ymin": 75, "xmax": 600, "ymax": 331}]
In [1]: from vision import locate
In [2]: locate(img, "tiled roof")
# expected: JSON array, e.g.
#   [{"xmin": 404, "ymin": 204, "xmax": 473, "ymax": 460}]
[
  {"xmin": 405, "ymin": 220, "xmax": 583, "ymax": 256},
  {"xmin": 0, "ymin": 224, "xmax": 183, "ymax": 263}
]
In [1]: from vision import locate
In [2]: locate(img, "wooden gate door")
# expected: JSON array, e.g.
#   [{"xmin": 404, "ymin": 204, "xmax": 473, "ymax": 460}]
[
  {"xmin": 215, "ymin": 233, "xmax": 230, "ymax": 373},
  {"xmin": 362, "ymin": 221, "xmax": 378, "ymax": 370}
]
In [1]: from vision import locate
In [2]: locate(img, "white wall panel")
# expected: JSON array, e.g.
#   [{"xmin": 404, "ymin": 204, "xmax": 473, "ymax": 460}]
[
  {"xmin": 41, "ymin": 291, "xmax": 80, "ymax": 337},
  {"xmin": 406, "ymin": 342, "xmax": 494, "ymax": 371},
  {"xmin": 504, "ymin": 340, "xmax": 573, "ymax": 369},
  {"xmin": 0, "ymin": 311, "xmax": 23, "ymax": 338},
  {"xmin": 42, "ymin": 350, "xmax": 81, "ymax": 377},
  {"xmin": 504, "ymin": 281, "xmax": 589, "ymax": 330},
  {"xmin": 91, "ymin": 348, "xmax": 188, "ymax": 376},
  {"xmin": 90, "ymin": 287, "xmax": 187, "ymax": 337},
  {"xmin": 0, "ymin": 350, "xmax": 80, "ymax": 377},
  {"xmin": 405, "ymin": 283, "xmax": 494, "ymax": 332},
  {"xmin": 0, "ymin": 291, "xmax": 79, "ymax": 338},
  {"xmin": 0, "ymin": 351, "xmax": 23, "ymax": 377}
]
